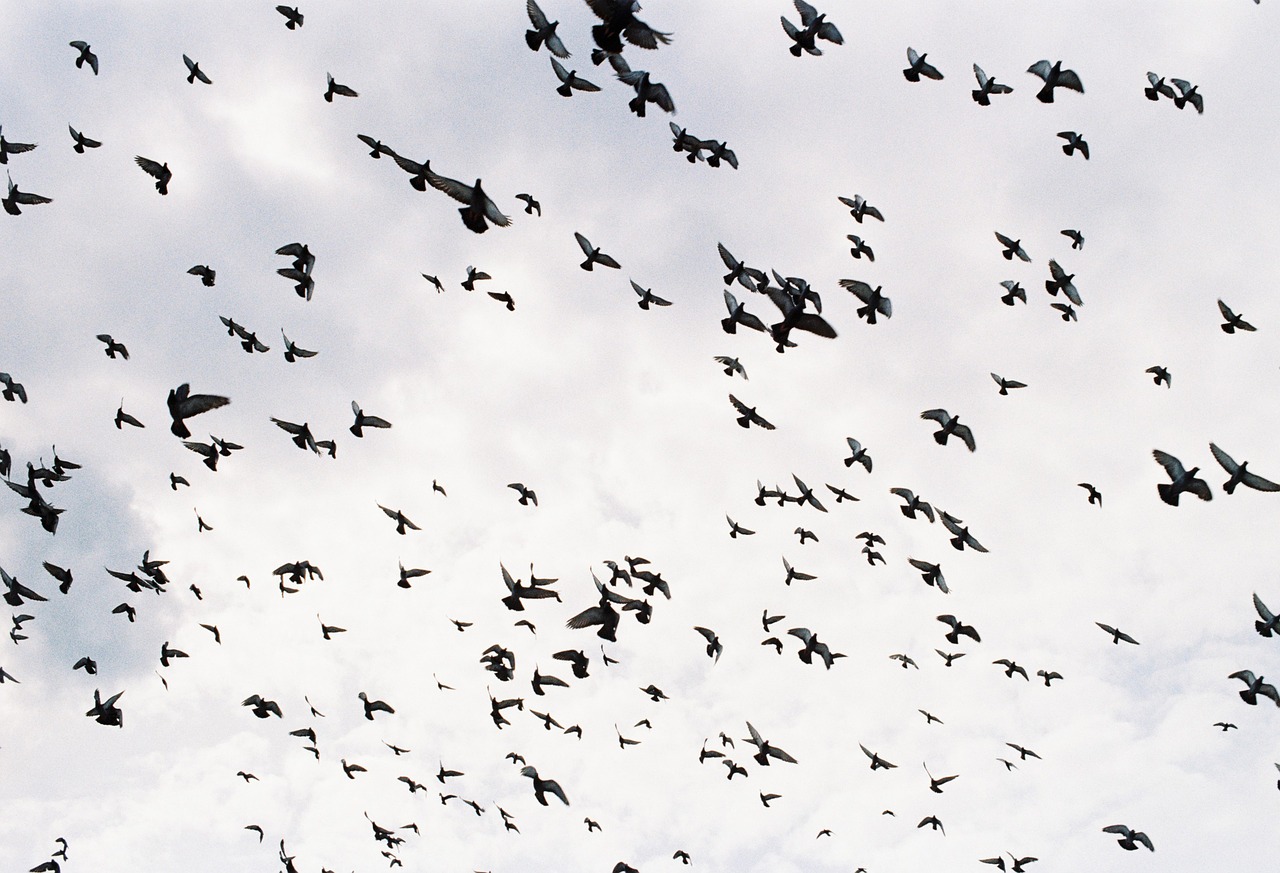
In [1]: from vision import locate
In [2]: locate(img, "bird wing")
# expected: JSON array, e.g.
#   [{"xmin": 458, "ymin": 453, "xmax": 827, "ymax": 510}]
[
  {"xmin": 135, "ymin": 156, "xmax": 166, "ymax": 179},
  {"xmin": 920, "ymin": 408, "xmax": 950, "ymax": 424},
  {"xmin": 426, "ymin": 172, "xmax": 475, "ymax": 206},
  {"xmin": 1056, "ymin": 69, "xmax": 1084, "ymax": 92},
  {"xmin": 1152, "ymin": 450, "xmax": 1186, "ymax": 478},
  {"xmin": 1027, "ymin": 59, "xmax": 1052, "ymax": 81}
]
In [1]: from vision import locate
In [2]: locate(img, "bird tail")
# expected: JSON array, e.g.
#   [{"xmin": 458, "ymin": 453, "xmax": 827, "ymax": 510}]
[
  {"xmin": 1156, "ymin": 483, "xmax": 1180, "ymax": 506},
  {"xmin": 933, "ymin": 431, "xmax": 948, "ymax": 446}
]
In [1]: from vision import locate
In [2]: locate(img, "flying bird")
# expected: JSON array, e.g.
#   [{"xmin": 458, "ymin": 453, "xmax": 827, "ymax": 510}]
[
  {"xmin": 1145, "ymin": 365, "xmax": 1171, "ymax": 387},
  {"xmin": 323, "ymin": 73, "xmax": 358, "ymax": 101},
  {"xmin": 585, "ymin": 0, "xmax": 672, "ymax": 53},
  {"xmin": 4, "ymin": 173, "xmax": 52, "ymax": 215},
  {"xmin": 1209, "ymin": 443, "xmax": 1280, "ymax": 494},
  {"xmin": 428, "ymin": 172, "xmax": 511, "ymax": 233},
  {"xmin": 1028, "ymin": 59, "xmax": 1084, "ymax": 102},
  {"xmin": 168, "ymin": 384, "xmax": 230, "ymax": 438},
  {"xmin": 938, "ymin": 614, "xmax": 980, "ymax": 644},
  {"xmin": 781, "ymin": 1, "xmax": 843, "ymax": 57},
  {"xmin": 630, "ymin": 279, "xmax": 672, "ymax": 309},
  {"xmin": 838, "ymin": 194, "xmax": 884, "ymax": 223},
  {"xmin": 69, "ymin": 41, "xmax": 99, "ymax": 75},
  {"xmin": 839, "ymin": 279, "xmax": 892, "ymax": 324},
  {"xmin": 135, "ymin": 156, "xmax": 172, "ymax": 194},
  {"xmin": 575, "ymin": 232, "xmax": 620, "ymax": 270},
  {"xmin": 990, "ymin": 374, "xmax": 1026, "ymax": 395},
  {"xmin": 68, "ymin": 125, "xmax": 102, "ymax": 153},
  {"xmin": 1171, "ymin": 78, "xmax": 1203, "ymax": 113},
  {"xmin": 1145, "ymin": 72, "xmax": 1175, "ymax": 101},
  {"xmin": 525, "ymin": 0, "xmax": 570, "ymax": 58},
  {"xmin": 182, "ymin": 54, "xmax": 212, "ymax": 84},
  {"xmin": 1102, "ymin": 824, "xmax": 1155, "ymax": 851},
  {"xmin": 994, "ymin": 232, "xmax": 1030, "ymax": 262},
  {"xmin": 350, "ymin": 401, "xmax": 392, "ymax": 437},
  {"xmin": 1152, "ymin": 449, "xmax": 1212, "ymax": 505},
  {"xmin": 859, "ymin": 743, "xmax": 896, "ymax": 770},
  {"xmin": 1228, "ymin": 670, "xmax": 1280, "ymax": 706},
  {"xmin": 1058, "ymin": 131, "xmax": 1089, "ymax": 159},
  {"xmin": 1078, "ymin": 483, "xmax": 1102, "ymax": 506},
  {"xmin": 1217, "ymin": 299, "xmax": 1256, "ymax": 333},
  {"xmin": 904, "ymin": 47, "xmax": 943, "ymax": 81},
  {"xmin": 276, "ymin": 6, "xmax": 304, "ymax": 28},
  {"xmin": 972, "ymin": 64, "xmax": 1013, "ymax": 104},
  {"xmin": 1253, "ymin": 593, "xmax": 1280, "ymax": 637},
  {"xmin": 0, "ymin": 127, "xmax": 37, "ymax": 165},
  {"xmin": 729, "ymin": 394, "xmax": 775, "ymax": 430},
  {"xmin": 378, "ymin": 504, "xmax": 421, "ymax": 535},
  {"xmin": 921, "ymin": 409, "xmax": 976, "ymax": 451}
]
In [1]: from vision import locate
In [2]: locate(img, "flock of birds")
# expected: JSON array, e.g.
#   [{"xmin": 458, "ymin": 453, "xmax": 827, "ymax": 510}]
[{"xmin": 3, "ymin": 2, "xmax": 1278, "ymax": 872}]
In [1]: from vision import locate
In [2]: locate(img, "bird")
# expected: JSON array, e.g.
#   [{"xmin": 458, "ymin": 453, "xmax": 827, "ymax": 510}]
[
  {"xmin": 168, "ymin": 384, "xmax": 230, "ymax": 438},
  {"xmin": 551, "ymin": 58, "xmax": 601, "ymax": 96},
  {"xmin": 917, "ymin": 815, "xmax": 945, "ymax": 835},
  {"xmin": 846, "ymin": 234, "xmax": 874, "ymax": 261},
  {"xmin": 839, "ymin": 280, "xmax": 892, "ymax": 324},
  {"xmin": 904, "ymin": 47, "xmax": 943, "ymax": 81},
  {"xmin": 713, "ymin": 355, "xmax": 748, "ymax": 379},
  {"xmin": 1078, "ymin": 483, "xmax": 1102, "ymax": 506},
  {"xmin": 574, "ymin": 232, "xmax": 620, "ymax": 270},
  {"xmin": 999, "ymin": 280, "xmax": 1026, "ymax": 306},
  {"xmin": 515, "ymin": 193, "xmax": 541, "ymax": 215},
  {"xmin": 993, "ymin": 659, "xmax": 1029, "ymax": 680},
  {"xmin": 1005, "ymin": 743, "xmax": 1041, "ymax": 760},
  {"xmin": 96, "ymin": 334, "xmax": 129, "ymax": 360},
  {"xmin": 743, "ymin": 721, "xmax": 798, "ymax": 765},
  {"xmin": 187, "ymin": 264, "xmax": 216, "ymax": 286},
  {"xmin": 281, "ymin": 332, "xmax": 317, "ymax": 363},
  {"xmin": 1152, "ymin": 449, "xmax": 1213, "ymax": 505},
  {"xmin": 1228, "ymin": 670, "xmax": 1280, "ymax": 706},
  {"xmin": 937, "ymin": 614, "xmax": 980, "ymax": 644},
  {"xmin": 378, "ymin": 504, "xmax": 420, "ymax": 534},
  {"xmin": 1213, "ymin": 722, "xmax": 1237, "ymax": 731},
  {"xmin": 1217, "ymin": 299, "xmax": 1256, "ymax": 333},
  {"xmin": 1145, "ymin": 72, "xmax": 1175, "ymax": 101},
  {"xmin": 1171, "ymin": 78, "xmax": 1203, "ymax": 113},
  {"xmin": 508, "ymin": 483, "xmax": 538, "ymax": 506},
  {"xmin": 1028, "ymin": 60, "xmax": 1084, "ymax": 102},
  {"xmin": 629, "ymin": 279, "xmax": 672, "ymax": 310},
  {"xmin": 859, "ymin": 743, "xmax": 896, "ymax": 770},
  {"xmin": 721, "ymin": 289, "xmax": 768, "ymax": 334},
  {"xmin": 242, "ymin": 695, "xmax": 282, "ymax": 718},
  {"xmin": 427, "ymin": 172, "xmax": 511, "ymax": 233},
  {"xmin": 1208, "ymin": 443, "xmax": 1280, "ymax": 494},
  {"xmin": 318, "ymin": 616, "xmax": 346, "ymax": 640},
  {"xmin": 520, "ymin": 766, "xmax": 569, "ymax": 805},
  {"xmin": 135, "ymin": 156, "xmax": 172, "ymax": 194},
  {"xmin": 3, "ymin": 173, "xmax": 52, "ymax": 215},
  {"xmin": 341, "ymin": 758, "xmax": 367, "ymax": 779},
  {"xmin": 921, "ymin": 409, "xmax": 976, "ymax": 451},
  {"xmin": 1102, "ymin": 824, "xmax": 1155, "ymax": 851},
  {"xmin": 780, "ymin": 1, "xmax": 843, "ymax": 57},
  {"xmin": 0, "ymin": 127, "xmax": 37, "ymax": 165},
  {"xmin": 585, "ymin": 0, "xmax": 672, "ymax": 53},
  {"xmin": 68, "ymin": 125, "xmax": 102, "ymax": 153},
  {"xmin": 972, "ymin": 64, "xmax": 1014, "ymax": 104},
  {"xmin": 990, "ymin": 373, "xmax": 1026, "ymax": 395},
  {"xmin": 1037, "ymin": 669, "xmax": 1063, "ymax": 686},
  {"xmin": 1253, "ymin": 593, "xmax": 1280, "ymax": 637},
  {"xmin": 525, "ymin": 0, "xmax": 570, "ymax": 58},
  {"xmin": 941, "ymin": 513, "xmax": 987, "ymax": 552},
  {"xmin": 1058, "ymin": 131, "xmax": 1089, "ymax": 160},
  {"xmin": 640, "ymin": 683, "xmax": 668, "ymax": 702},
  {"xmin": 323, "ymin": 73, "xmax": 357, "ymax": 102},
  {"xmin": 729, "ymin": 394, "xmax": 775, "ymax": 430},
  {"xmin": 782, "ymin": 556, "xmax": 816, "ymax": 586},
  {"xmin": 350, "ymin": 401, "xmax": 392, "ymax": 437},
  {"xmin": 114, "ymin": 401, "xmax": 144, "ymax": 429},
  {"xmin": 1051, "ymin": 302, "xmax": 1077, "ymax": 322},
  {"xmin": 357, "ymin": 134, "xmax": 389, "ymax": 159},
  {"xmin": 726, "ymin": 515, "xmax": 755, "ymax": 538},
  {"xmin": 1045, "ymin": 259, "xmax": 1082, "ymax": 305},
  {"xmin": 1145, "ymin": 365, "xmax": 1171, "ymax": 387},
  {"xmin": 994, "ymin": 232, "xmax": 1030, "ymax": 262},
  {"xmin": 276, "ymin": 6, "xmax": 304, "ymax": 28},
  {"xmin": 838, "ymin": 194, "xmax": 884, "ymax": 223},
  {"xmin": 69, "ymin": 41, "xmax": 99, "ymax": 74},
  {"xmin": 889, "ymin": 653, "xmax": 918, "ymax": 669},
  {"xmin": 908, "ymin": 559, "xmax": 947, "ymax": 593},
  {"xmin": 1095, "ymin": 622, "xmax": 1139, "ymax": 645},
  {"xmin": 693, "ymin": 626, "xmax": 723, "ymax": 662},
  {"xmin": 617, "ymin": 64, "xmax": 675, "ymax": 117},
  {"xmin": 891, "ymin": 488, "xmax": 934, "ymax": 521},
  {"xmin": 182, "ymin": 54, "xmax": 212, "ymax": 84},
  {"xmin": 1061, "ymin": 228, "xmax": 1085, "ymax": 249}
]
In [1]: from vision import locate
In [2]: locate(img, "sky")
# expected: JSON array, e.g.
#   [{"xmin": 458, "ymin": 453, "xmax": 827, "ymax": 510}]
[{"xmin": 2, "ymin": 1, "xmax": 1279, "ymax": 871}]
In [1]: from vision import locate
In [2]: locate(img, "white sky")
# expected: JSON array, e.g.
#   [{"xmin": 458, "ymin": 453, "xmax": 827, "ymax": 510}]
[{"xmin": 3, "ymin": 2, "xmax": 1279, "ymax": 871}]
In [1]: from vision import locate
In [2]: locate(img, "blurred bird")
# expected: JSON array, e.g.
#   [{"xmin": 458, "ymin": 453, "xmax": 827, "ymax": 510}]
[
  {"xmin": 1171, "ymin": 78, "xmax": 1203, "ymax": 113},
  {"xmin": 378, "ymin": 504, "xmax": 420, "ymax": 535},
  {"xmin": 521, "ymin": 765, "xmax": 569, "ymax": 805},
  {"xmin": 1145, "ymin": 72, "xmax": 1175, "ymax": 101},
  {"xmin": 1095, "ymin": 622, "xmax": 1139, "ymax": 645},
  {"xmin": 68, "ymin": 125, "xmax": 102, "ymax": 153},
  {"xmin": 324, "ymin": 73, "xmax": 358, "ymax": 101},
  {"xmin": 999, "ymin": 280, "xmax": 1026, "ymax": 306},
  {"xmin": 1061, "ymin": 228, "xmax": 1084, "ymax": 249},
  {"xmin": 96, "ymin": 334, "xmax": 129, "ymax": 360},
  {"xmin": 69, "ymin": 41, "xmax": 99, "ymax": 74},
  {"xmin": 903, "ymin": 47, "xmax": 943, "ymax": 81},
  {"xmin": 135, "ymin": 156, "xmax": 172, "ymax": 194},
  {"xmin": 1078, "ymin": 483, "xmax": 1102, "ymax": 506},
  {"xmin": 1028, "ymin": 59, "xmax": 1084, "ymax": 102},
  {"xmin": 971, "ymin": 64, "xmax": 1013, "ymax": 104},
  {"xmin": 276, "ymin": 6, "xmax": 304, "ymax": 28},
  {"xmin": 585, "ymin": 0, "xmax": 672, "ymax": 53},
  {"xmin": 781, "ymin": 1, "xmax": 843, "ymax": 57},
  {"xmin": 1152, "ymin": 449, "xmax": 1212, "ymax": 505},
  {"xmin": 428, "ymin": 172, "xmax": 510, "ymax": 233},
  {"xmin": 1217, "ymin": 299, "xmax": 1256, "ymax": 333},
  {"xmin": 509, "ymin": 483, "xmax": 538, "ymax": 506},
  {"xmin": 515, "ymin": 193, "xmax": 541, "ymax": 215},
  {"xmin": 1058, "ymin": 131, "xmax": 1089, "ymax": 159},
  {"xmin": 1145, "ymin": 365, "xmax": 1170, "ymax": 387},
  {"xmin": 168, "ymin": 384, "xmax": 230, "ymax": 438},
  {"xmin": 839, "ymin": 194, "xmax": 884, "ymax": 223},
  {"xmin": 187, "ymin": 264, "xmax": 216, "ymax": 286},
  {"xmin": 846, "ymin": 235, "xmax": 874, "ymax": 260}
]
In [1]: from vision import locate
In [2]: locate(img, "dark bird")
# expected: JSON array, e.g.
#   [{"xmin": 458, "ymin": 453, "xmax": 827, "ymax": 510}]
[
  {"xmin": 585, "ymin": 0, "xmax": 672, "ymax": 53},
  {"xmin": 68, "ymin": 125, "xmax": 102, "ymax": 153},
  {"xmin": 1171, "ymin": 78, "xmax": 1203, "ymax": 113},
  {"xmin": 356, "ymin": 134, "xmax": 390, "ymax": 160},
  {"xmin": 276, "ymin": 6, "xmax": 304, "ymax": 28},
  {"xmin": 838, "ymin": 194, "xmax": 884, "ymax": 223},
  {"xmin": 1210, "ymin": 443, "xmax": 1280, "ymax": 494},
  {"xmin": 860, "ymin": 743, "xmax": 896, "ymax": 770},
  {"xmin": 917, "ymin": 815, "xmax": 945, "ymax": 835},
  {"xmin": 1214, "ymin": 722, "xmax": 1237, "ymax": 731},
  {"xmin": 919, "ymin": 709, "xmax": 943, "ymax": 724},
  {"xmin": 4, "ymin": 174, "xmax": 52, "ymax": 215},
  {"xmin": 1102, "ymin": 824, "xmax": 1155, "ymax": 851},
  {"xmin": 428, "ymin": 172, "xmax": 511, "ymax": 233},
  {"xmin": 730, "ymin": 394, "xmax": 775, "ymax": 430},
  {"xmin": 693, "ymin": 626, "xmax": 723, "ymax": 662},
  {"xmin": 1152, "ymin": 449, "xmax": 1212, "ymax": 505},
  {"xmin": 782, "ymin": 556, "xmax": 816, "ymax": 586},
  {"xmin": 115, "ymin": 402, "xmax": 144, "ymax": 429},
  {"xmin": 937, "ymin": 614, "xmax": 980, "ymax": 644},
  {"xmin": 1145, "ymin": 365, "xmax": 1171, "ymax": 387},
  {"xmin": 69, "ymin": 41, "xmax": 99, "ymax": 74},
  {"xmin": 839, "ymin": 279, "xmax": 892, "ymax": 324},
  {"xmin": 640, "ymin": 683, "xmax": 668, "ymax": 702},
  {"xmin": 744, "ymin": 721, "xmax": 797, "ymax": 766},
  {"xmin": 1005, "ymin": 743, "xmax": 1040, "ymax": 760},
  {"xmin": 713, "ymin": 355, "xmax": 748, "ymax": 379},
  {"xmin": 846, "ymin": 235, "xmax": 874, "ymax": 260},
  {"xmin": 461, "ymin": 265, "xmax": 491, "ymax": 291},
  {"xmin": 575, "ymin": 232, "xmax": 620, "ymax": 270},
  {"xmin": 630, "ymin": 279, "xmax": 672, "ymax": 309},
  {"xmin": 318, "ymin": 616, "xmax": 346, "ymax": 640},
  {"xmin": 521, "ymin": 765, "xmax": 569, "ymax": 805},
  {"xmin": 551, "ymin": 57, "xmax": 601, "ymax": 96},
  {"xmin": 789, "ymin": 627, "xmax": 844, "ymax": 668},
  {"xmin": 584, "ymin": 817, "xmax": 601, "ymax": 832},
  {"xmin": 890, "ymin": 488, "xmax": 934, "ymax": 521},
  {"xmin": 721, "ymin": 289, "xmax": 768, "ymax": 334},
  {"xmin": 280, "ymin": 332, "xmax": 317, "ymax": 363},
  {"xmin": 890, "ymin": 653, "xmax": 918, "ymax": 669},
  {"xmin": 794, "ymin": 527, "xmax": 817, "ymax": 545},
  {"xmin": 1037, "ymin": 669, "xmax": 1063, "ymax": 686},
  {"xmin": 187, "ymin": 264, "xmax": 216, "ymax": 286},
  {"xmin": 673, "ymin": 850, "xmax": 691, "ymax": 864},
  {"xmin": 111, "ymin": 602, "xmax": 136, "ymax": 622},
  {"xmin": 994, "ymin": 658, "xmax": 1029, "ymax": 680},
  {"xmin": 323, "ymin": 73, "xmax": 357, "ymax": 102},
  {"xmin": 182, "ymin": 54, "xmax": 212, "ymax": 84},
  {"xmin": 718, "ymin": 243, "xmax": 768, "ymax": 289},
  {"xmin": 553, "ymin": 649, "xmax": 590, "ymax": 679},
  {"xmin": 1078, "ymin": 483, "xmax": 1102, "ymax": 506},
  {"xmin": 515, "ymin": 193, "xmax": 541, "ymax": 215},
  {"xmin": 941, "ymin": 513, "xmax": 987, "ymax": 552},
  {"xmin": 135, "ymin": 156, "xmax": 172, "ymax": 194},
  {"xmin": 909, "ymin": 559, "xmax": 947, "ymax": 593},
  {"xmin": 1228, "ymin": 670, "xmax": 1280, "ymax": 706},
  {"xmin": 1253, "ymin": 593, "xmax": 1280, "ymax": 637},
  {"xmin": 72, "ymin": 656, "xmax": 97, "ymax": 674},
  {"xmin": 168, "ymin": 384, "xmax": 230, "ymax": 438},
  {"xmin": 43, "ymin": 562, "xmax": 73, "ymax": 594},
  {"xmin": 999, "ymin": 280, "xmax": 1026, "ymax": 306},
  {"xmin": 200, "ymin": 623, "xmax": 221, "ymax": 644},
  {"xmin": 994, "ymin": 232, "xmax": 1030, "ymax": 262},
  {"xmin": 1051, "ymin": 302, "xmax": 1077, "ymax": 322},
  {"xmin": 781, "ymin": 0, "xmax": 843, "ymax": 57},
  {"xmin": 525, "ymin": 0, "xmax": 570, "ymax": 58},
  {"xmin": 617, "ymin": 63, "xmax": 675, "ymax": 117},
  {"xmin": 990, "ymin": 373, "xmax": 1026, "ymax": 395},
  {"xmin": 0, "ymin": 127, "xmax": 37, "ymax": 165},
  {"xmin": 243, "ymin": 695, "xmax": 282, "ymax": 718},
  {"xmin": 378, "ymin": 504, "xmax": 420, "ymax": 535},
  {"xmin": 350, "ymin": 401, "xmax": 392, "ymax": 437},
  {"xmin": 921, "ymin": 409, "xmax": 975, "ymax": 452},
  {"xmin": 1028, "ymin": 59, "xmax": 1084, "ymax": 102},
  {"xmin": 508, "ymin": 483, "xmax": 538, "ymax": 506},
  {"xmin": 86, "ymin": 689, "xmax": 124, "ymax": 726},
  {"xmin": 1058, "ymin": 131, "xmax": 1089, "ymax": 159},
  {"xmin": 341, "ymin": 758, "xmax": 367, "ymax": 779},
  {"xmin": 903, "ymin": 47, "xmax": 943, "ymax": 81},
  {"xmin": 1145, "ymin": 71, "xmax": 1175, "ymax": 101},
  {"xmin": 532, "ymin": 666, "xmax": 569, "ymax": 695},
  {"xmin": 791, "ymin": 474, "xmax": 827, "ymax": 512},
  {"xmin": 1217, "ymin": 299, "xmax": 1256, "ymax": 333},
  {"xmin": 726, "ymin": 515, "xmax": 755, "ymax": 539},
  {"xmin": 972, "ymin": 64, "xmax": 1013, "ymax": 104},
  {"xmin": 1045, "ymin": 259, "xmax": 1082, "ymax": 305}
]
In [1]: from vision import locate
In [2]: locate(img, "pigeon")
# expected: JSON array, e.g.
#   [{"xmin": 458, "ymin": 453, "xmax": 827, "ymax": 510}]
[
  {"xmin": 182, "ymin": 54, "xmax": 212, "ymax": 84},
  {"xmin": 846, "ymin": 235, "xmax": 874, "ymax": 260},
  {"xmin": 575, "ymin": 232, "xmax": 620, "ymax": 270},
  {"xmin": 839, "ymin": 279, "xmax": 892, "ymax": 324},
  {"xmin": 1028, "ymin": 60, "xmax": 1084, "ymax": 102},
  {"xmin": 96, "ymin": 334, "xmax": 129, "ymax": 360},
  {"xmin": 428, "ymin": 172, "xmax": 511, "ymax": 233},
  {"xmin": 937, "ymin": 614, "xmax": 980, "ymax": 644},
  {"xmin": 520, "ymin": 765, "xmax": 569, "ymax": 805},
  {"xmin": 972, "ymin": 64, "xmax": 1014, "ymax": 104},
  {"xmin": 3, "ymin": 173, "xmax": 52, "ymax": 215},
  {"xmin": 323, "ymin": 73, "xmax": 358, "ymax": 102},
  {"xmin": 68, "ymin": 125, "xmax": 102, "ymax": 153},
  {"xmin": 168, "ymin": 384, "xmax": 230, "ymax": 438},
  {"xmin": 1095, "ymin": 622, "xmax": 1139, "ymax": 645},
  {"xmin": 999, "ymin": 281, "xmax": 1026, "ymax": 306},
  {"xmin": 1208, "ymin": 443, "xmax": 1280, "ymax": 494},
  {"xmin": 1078, "ymin": 483, "xmax": 1102, "ymax": 506},
  {"xmin": 0, "ymin": 127, "xmax": 37, "ymax": 164},
  {"xmin": 904, "ymin": 47, "xmax": 943, "ymax": 81},
  {"xmin": 859, "ymin": 744, "xmax": 896, "ymax": 770},
  {"xmin": 281, "ymin": 332, "xmax": 318, "ymax": 363},
  {"xmin": 729, "ymin": 394, "xmax": 775, "ymax": 430},
  {"xmin": 1145, "ymin": 366, "xmax": 1171, "ymax": 388},
  {"xmin": 630, "ymin": 280, "xmax": 672, "ymax": 309},
  {"xmin": 1252, "ymin": 593, "xmax": 1280, "ymax": 637},
  {"xmin": 350, "ymin": 401, "xmax": 392, "ymax": 437},
  {"xmin": 585, "ymin": 0, "xmax": 672, "ymax": 53},
  {"xmin": 525, "ymin": 0, "xmax": 570, "ymax": 58},
  {"xmin": 990, "ymin": 374, "xmax": 1026, "ymax": 395},
  {"xmin": 781, "ymin": 1, "xmax": 843, "ymax": 57},
  {"xmin": 135, "ymin": 156, "xmax": 172, "ymax": 194},
  {"xmin": 921, "ymin": 409, "xmax": 976, "ymax": 451},
  {"xmin": 1217, "ymin": 299, "xmax": 1256, "ymax": 333},
  {"xmin": 1045, "ymin": 259, "xmax": 1082, "ymax": 305},
  {"xmin": 617, "ymin": 65, "xmax": 675, "ymax": 117},
  {"xmin": 1061, "ymin": 228, "xmax": 1085, "ymax": 249},
  {"xmin": 1145, "ymin": 72, "xmax": 1175, "ymax": 101},
  {"xmin": 1228, "ymin": 670, "xmax": 1280, "ymax": 706},
  {"xmin": 276, "ymin": 6, "xmax": 304, "ymax": 28},
  {"xmin": 994, "ymin": 232, "xmax": 1030, "ymax": 262},
  {"xmin": 515, "ymin": 193, "xmax": 541, "ymax": 215},
  {"xmin": 378, "ymin": 504, "xmax": 421, "ymax": 535},
  {"xmin": 187, "ymin": 265, "xmax": 216, "ymax": 286},
  {"xmin": 69, "ymin": 41, "xmax": 99, "ymax": 75},
  {"xmin": 1171, "ymin": 78, "xmax": 1203, "ymax": 113},
  {"xmin": 838, "ymin": 194, "xmax": 884, "ymax": 223},
  {"xmin": 1058, "ymin": 131, "xmax": 1089, "ymax": 159},
  {"xmin": 551, "ymin": 58, "xmax": 601, "ymax": 96},
  {"xmin": 1102, "ymin": 824, "xmax": 1155, "ymax": 851},
  {"xmin": 1152, "ymin": 449, "xmax": 1212, "ymax": 505}
]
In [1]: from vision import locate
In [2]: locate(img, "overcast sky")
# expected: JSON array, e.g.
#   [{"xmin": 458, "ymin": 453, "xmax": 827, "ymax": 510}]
[{"xmin": 3, "ymin": 2, "xmax": 1279, "ymax": 872}]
